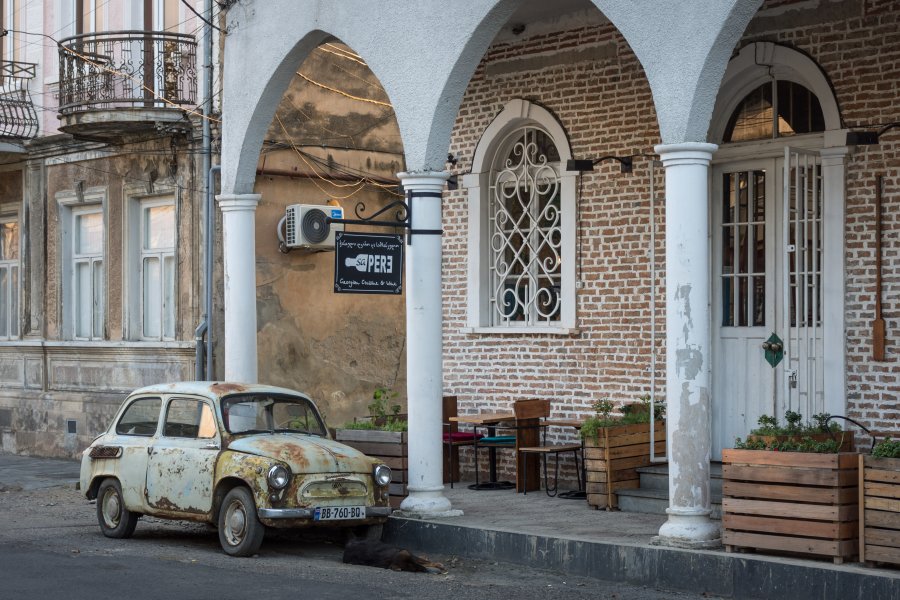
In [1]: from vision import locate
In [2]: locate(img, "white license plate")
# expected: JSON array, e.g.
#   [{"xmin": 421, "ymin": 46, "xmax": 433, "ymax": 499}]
[{"xmin": 313, "ymin": 506, "xmax": 365, "ymax": 521}]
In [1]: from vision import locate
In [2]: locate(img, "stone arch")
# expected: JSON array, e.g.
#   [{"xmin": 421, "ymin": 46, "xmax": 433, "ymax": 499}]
[{"xmin": 709, "ymin": 42, "xmax": 842, "ymax": 143}]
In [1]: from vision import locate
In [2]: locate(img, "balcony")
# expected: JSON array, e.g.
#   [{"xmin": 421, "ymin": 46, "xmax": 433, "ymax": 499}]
[
  {"xmin": 0, "ymin": 61, "xmax": 39, "ymax": 151},
  {"xmin": 58, "ymin": 31, "xmax": 197, "ymax": 140}
]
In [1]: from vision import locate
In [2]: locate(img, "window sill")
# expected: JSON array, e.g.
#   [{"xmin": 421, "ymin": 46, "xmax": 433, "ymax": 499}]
[
  {"xmin": 459, "ymin": 326, "xmax": 580, "ymax": 336},
  {"xmin": 0, "ymin": 340, "xmax": 195, "ymax": 349}
]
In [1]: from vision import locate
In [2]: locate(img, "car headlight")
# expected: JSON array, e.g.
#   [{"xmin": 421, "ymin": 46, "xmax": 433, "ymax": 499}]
[
  {"xmin": 374, "ymin": 464, "xmax": 392, "ymax": 487},
  {"xmin": 267, "ymin": 464, "xmax": 291, "ymax": 490}
]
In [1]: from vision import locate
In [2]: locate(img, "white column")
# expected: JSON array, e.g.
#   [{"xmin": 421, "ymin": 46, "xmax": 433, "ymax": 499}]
[
  {"xmin": 215, "ymin": 193, "xmax": 260, "ymax": 383},
  {"xmin": 397, "ymin": 171, "xmax": 460, "ymax": 518},
  {"xmin": 655, "ymin": 143, "xmax": 720, "ymax": 548}
]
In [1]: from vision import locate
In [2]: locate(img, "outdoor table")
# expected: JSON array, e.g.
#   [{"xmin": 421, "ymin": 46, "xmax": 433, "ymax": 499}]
[
  {"xmin": 451, "ymin": 412, "xmax": 516, "ymax": 490},
  {"xmin": 543, "ymin": 419, "xmax": 586, "ymax": 500}
]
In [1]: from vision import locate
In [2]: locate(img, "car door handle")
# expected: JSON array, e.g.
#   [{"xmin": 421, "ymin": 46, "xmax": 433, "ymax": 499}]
[{"xmin": 202, "ymin": 443, "xmax": 220, "ymax": 450}]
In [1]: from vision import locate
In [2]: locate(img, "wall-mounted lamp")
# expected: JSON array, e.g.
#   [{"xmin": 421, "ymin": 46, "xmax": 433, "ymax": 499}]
[
  {"xmin": 446, "ymin": 152, "xmax": 459, "ymax": 191},
  {"xmin": 566, "ymin": 155, "xmax": 633, "ymax": 174},
  {"xmin": 846, "ymin": 122, "xmax": 899, "ymax": 146}
]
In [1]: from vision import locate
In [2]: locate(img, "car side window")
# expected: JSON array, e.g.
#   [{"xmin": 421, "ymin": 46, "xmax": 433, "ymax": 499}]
[
  {"xmin": 115, "ymin": 397, "xmax": 162, "ymax": 436},
  {"xmin": 164, "ymin": 398, "xmax": 217, "ymax": 439}
]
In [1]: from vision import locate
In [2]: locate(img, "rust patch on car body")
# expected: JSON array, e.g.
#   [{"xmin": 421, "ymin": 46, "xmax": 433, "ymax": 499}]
[{"xmin": 210, "ymin": 382, "xmax": 248, "ymax": 395}]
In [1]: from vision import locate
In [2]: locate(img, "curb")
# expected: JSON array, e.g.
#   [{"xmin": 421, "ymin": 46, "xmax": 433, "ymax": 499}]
[{"xmin": 383, "ymin": 516, "xmax": 900, "ymax": 600}]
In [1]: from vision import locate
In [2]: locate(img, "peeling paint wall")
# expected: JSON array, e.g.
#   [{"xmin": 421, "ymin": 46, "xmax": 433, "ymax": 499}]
[{"xmin": 253, "ymin": 44, "xmax": 407, "ymax": 430}]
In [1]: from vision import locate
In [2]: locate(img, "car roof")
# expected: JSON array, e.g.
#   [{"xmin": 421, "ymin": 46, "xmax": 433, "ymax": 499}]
[{"xmin": 127, "ymin": 381, "xmax": 312, "ymax": 403}]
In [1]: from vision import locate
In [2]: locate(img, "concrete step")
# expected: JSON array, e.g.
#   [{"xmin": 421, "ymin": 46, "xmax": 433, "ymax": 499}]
[
  {"xmin": 617, "ymin": 462, "xmax": 723, "ymax": 518},
  {"xmin": 634, "ymin": 463, "xmax": 723, "ymax": 495},
  {"xmin": 616, "ymin": 487, "xmax": 723, "ymax": 519}
]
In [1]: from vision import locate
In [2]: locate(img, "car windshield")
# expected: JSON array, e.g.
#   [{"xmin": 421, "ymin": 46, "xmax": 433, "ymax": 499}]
[{"xmin": 221, "ymin": 394, "xmax": 327, "ymax": 437}]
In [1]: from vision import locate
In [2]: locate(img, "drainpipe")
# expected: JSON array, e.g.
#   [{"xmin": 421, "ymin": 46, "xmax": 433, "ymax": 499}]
[
  {"xmin": 205, "ymin": 165, "xmax": 220, "ymax": 380},
  {"xmin": 649, "ymin": 157, "xmax": 666, "ymax": 463},
  {"xmin": 194, "ymin": 0, "xmax": 216, "ymax": 381}
]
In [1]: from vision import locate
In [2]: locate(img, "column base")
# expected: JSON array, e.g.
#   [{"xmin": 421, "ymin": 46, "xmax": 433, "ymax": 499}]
[
  {"xmin": 397, "ymin": 488, "xmax": 462, "ymax": 519},
  {"xmin": 653, "ymin": 509, "xmax": 721, "ymax": 549}
]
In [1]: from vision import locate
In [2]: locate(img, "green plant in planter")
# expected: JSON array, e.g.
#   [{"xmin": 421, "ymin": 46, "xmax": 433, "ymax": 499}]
[
  {"xmin": 872, "ymin": 438, "xmax": 900, "ymax": 458},
  {"xmin": 747, "ymin": 410, "xmax": 842, "ymax": 437},
  {"xmin": 342, "ymin": 386, "xmax": 408, "ymax": 432},
  {"xmin": 580, "ymin": 395, "xmax": 665, "ymax": 442}
]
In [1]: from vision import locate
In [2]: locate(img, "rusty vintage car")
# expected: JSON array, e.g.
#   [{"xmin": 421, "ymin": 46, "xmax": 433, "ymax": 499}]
[{"xmin": 79, "ymin": 382, "xmax": 392, "ymax": 556}]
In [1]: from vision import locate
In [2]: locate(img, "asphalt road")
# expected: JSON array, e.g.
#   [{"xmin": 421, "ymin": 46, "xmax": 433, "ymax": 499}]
[{"xmin": 0, "ymin": 462, "xmax": 722, "ymax": 600}]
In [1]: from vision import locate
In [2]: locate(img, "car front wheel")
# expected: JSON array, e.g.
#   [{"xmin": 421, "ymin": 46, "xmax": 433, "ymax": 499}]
[
  {"xmin": 218, "ymin": 486, "xmax": 264, "ymax": 557},
  {"xmin": 96, "ymin": 478, "xmax": 138, "ymax": 539}
]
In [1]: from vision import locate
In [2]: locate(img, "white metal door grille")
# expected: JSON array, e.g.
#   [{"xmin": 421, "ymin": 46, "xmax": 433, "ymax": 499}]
[{"xmin": 783, "ymin": 147, "xmax": 823, "ymax": 417}]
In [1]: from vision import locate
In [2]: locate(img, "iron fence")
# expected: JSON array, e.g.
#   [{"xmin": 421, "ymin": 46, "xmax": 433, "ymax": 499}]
[
  {"xmin": 0, "ymin": 60, "xmax": 39, "ymax": 139},
  {"xmin": 58, "ymin": 30, "xmax": 197, "ymax": 115}
]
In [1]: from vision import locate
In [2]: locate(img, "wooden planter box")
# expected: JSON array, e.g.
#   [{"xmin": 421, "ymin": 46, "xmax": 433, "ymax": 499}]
[
  {"xmin": 722, "ymin": 449, "xmax": 859, "ymax": 564},
  {"xmin": 860, "ymin": 455, "xmax": 900, "ymax": 566},
  {"xmin": 583, "ymin": 421, "xmax": 666, "ymax": 509},
  {"xmin": 334, "ymin": 429, "xmax": 408, "ymax": 508}
]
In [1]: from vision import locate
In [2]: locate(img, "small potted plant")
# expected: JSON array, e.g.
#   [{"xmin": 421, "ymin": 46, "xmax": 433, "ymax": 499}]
[
  {"xmin": 722, "ymin": 411, "xmax": 859, "ymax": 564},
  {"xmin": 744, "ymin": 411, "xmax": 853, "ymax": 451},
  {"xmin": 860, "ymin": 438, "xmax": 900, "ymax": 566},
  {"xmin": 581, "ymin": 395, "xmax": 666, "ymax": 510},
  {"xmin": 334, "ymin": 387, "xmax": 408, "ymax": 506}
]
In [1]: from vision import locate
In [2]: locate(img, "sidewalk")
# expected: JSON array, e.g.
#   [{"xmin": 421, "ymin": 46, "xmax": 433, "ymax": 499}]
[
  {"xmin": 384, "ymin": 484, "xmax": 900, "ymax": 600},
  {"xmin": 3, "ymin": 453, "xmax": 898, "ymax": 599}
]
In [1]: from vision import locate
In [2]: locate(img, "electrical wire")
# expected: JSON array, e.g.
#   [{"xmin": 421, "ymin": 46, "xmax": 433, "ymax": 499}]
[
  {"xmin": 295, "ymin": 72, "xmax": 392, "ymax": 108},
  {"xmin": 180, "ymin": 0, "xmax": 223, "ymax": 33}
]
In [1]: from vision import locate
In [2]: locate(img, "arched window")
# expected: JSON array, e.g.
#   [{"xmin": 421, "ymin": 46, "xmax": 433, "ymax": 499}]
[
  {"xmin": 724, "ymin": 80, "xmax": 825, "ymax": 142},
  {"xmin": 463, "ymin": 99, "xmax": 576, "ymax": 332}
]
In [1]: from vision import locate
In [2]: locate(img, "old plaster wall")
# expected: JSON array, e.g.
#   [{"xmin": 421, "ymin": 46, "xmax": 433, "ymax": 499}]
[
  {"xmin": 0, "ymin": 136, "xmax": 201, "ymax": 458},
  {"xmin": 253, "ymin": 44, "xmax": 407, "ymax": 430}
]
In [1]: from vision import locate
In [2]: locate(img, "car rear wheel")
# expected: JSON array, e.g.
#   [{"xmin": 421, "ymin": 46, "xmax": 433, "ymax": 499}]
[
  {"xmin": 218, "ymin": 487, "xmax": 264, "ymax": 557},
  {"xmin": 96, "ymin": 478, "xmax": 138, "ymax": 539}
]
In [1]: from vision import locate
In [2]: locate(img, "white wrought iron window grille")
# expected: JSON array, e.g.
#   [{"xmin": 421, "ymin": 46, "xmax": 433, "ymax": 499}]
[{"xmin": 488, "ymin": 125, "xmax": 562, "ymax": 327}]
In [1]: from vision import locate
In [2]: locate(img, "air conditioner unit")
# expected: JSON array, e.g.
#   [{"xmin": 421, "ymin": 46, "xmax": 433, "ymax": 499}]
[{"xmin": 283, "ymin": 204, "xmax": 344, "ymax": 250}]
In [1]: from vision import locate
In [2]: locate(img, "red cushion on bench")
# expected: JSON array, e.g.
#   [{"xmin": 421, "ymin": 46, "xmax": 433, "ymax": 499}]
[{"xmin": 443, "ymin": 432, "xmax": 483, "ymax": 442}]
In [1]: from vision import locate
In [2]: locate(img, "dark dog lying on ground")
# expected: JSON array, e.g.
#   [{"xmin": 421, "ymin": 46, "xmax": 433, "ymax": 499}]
[{"xmin": 342, "ymin": 538, "xmax": 445, "ymax": 574}]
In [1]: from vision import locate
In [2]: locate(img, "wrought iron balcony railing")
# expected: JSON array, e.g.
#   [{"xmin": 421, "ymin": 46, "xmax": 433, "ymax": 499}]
[
  {"xmin": 0, "ymin": 60, "xmax": 39, "ymax": 140},
  {"xmin": 58, "ymin": 30, "xmax": 197, "ymax": 116}
]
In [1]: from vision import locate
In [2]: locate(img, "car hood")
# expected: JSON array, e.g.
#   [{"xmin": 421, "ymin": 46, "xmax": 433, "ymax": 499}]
[{"xmin": 225, "ymin": 434, "xmax": 377, "ymax": 474}]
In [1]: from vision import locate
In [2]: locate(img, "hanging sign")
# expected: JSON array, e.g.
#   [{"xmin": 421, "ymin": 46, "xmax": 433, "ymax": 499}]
[{"xmin": 334, "ymin": 232, "xmax": 404, "ymax": 294}]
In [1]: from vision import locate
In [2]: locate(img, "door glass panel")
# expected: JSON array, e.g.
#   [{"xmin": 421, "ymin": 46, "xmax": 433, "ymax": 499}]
[
  {"xmin": 721, "ymin": 169, "xmax": 766, "ymax": 328},
  {"xmin": 787, "ymin": 164, "xmax": 822, "ymax": 327},
  {"xmin": 165, "ymin": 398, "xmax": 214, "ymax": 439}
]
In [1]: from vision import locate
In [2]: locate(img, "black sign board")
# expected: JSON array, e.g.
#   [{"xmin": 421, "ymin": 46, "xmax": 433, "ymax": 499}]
[{"xmin": 334, "ymin": 232, "xmax": 404, "ymax": 294}]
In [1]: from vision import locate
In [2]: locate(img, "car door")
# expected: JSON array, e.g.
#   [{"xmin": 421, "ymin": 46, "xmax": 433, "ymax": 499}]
[
  {"xmin": 110, "ymin": 395, "xmax": 163, "ymax": 510},
  {"xmin": 145, "ymin": 396, "xmax": 219, "ymax": 515}
]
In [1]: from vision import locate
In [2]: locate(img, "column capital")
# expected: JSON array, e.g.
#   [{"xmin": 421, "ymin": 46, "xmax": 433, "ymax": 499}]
[
  {"xmin": 216, "ymin": 193, "xmax": 261, "ymax": 212},
  {"xmin": 654, "ymin": 142, "xmax": 718, "ymax": 167},
  {"xmin": 398, "ymin": 171, "xmax": 450, "ymax": 194}
]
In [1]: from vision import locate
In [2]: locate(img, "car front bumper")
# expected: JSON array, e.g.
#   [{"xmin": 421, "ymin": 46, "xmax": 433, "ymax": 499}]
[{"xmin": 257, "ymin": 506, "xmax": 393, "ymax": 519}]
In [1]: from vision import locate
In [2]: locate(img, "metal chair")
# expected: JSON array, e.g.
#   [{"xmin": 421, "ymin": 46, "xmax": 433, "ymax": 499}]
[{"xmin": 515, "ymin": 399, "xmax": 583, "ymax": 497}]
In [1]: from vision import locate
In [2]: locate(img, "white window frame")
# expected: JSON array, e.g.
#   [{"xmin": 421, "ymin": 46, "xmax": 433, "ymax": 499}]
[
  {"xmin": 0, "ymin": 213, "xmax": 20, "ymax": 340},
  {"xmin": 125, "ymin": 191, "xmax": 178, "ymax": 341},
  {"xmin": 57, "ymin": 188, "xmax": 107, "ymax": 341},
  {"xmin": 462, "ymin": 99, "xmax": 577, "ymax": 334}
]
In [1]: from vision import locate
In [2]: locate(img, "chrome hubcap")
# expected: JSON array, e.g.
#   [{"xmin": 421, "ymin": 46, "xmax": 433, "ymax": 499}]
[
  {"xmin": 224, "ymin": 500, "xmax": 246, "ymax": 545},
  {"xmin": 102, "ymin": 489, "xmax": 121, "ymax": 528}
]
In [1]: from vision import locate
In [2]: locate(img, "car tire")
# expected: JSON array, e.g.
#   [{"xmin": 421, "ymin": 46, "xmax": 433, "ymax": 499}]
[
  {"xmin": 96, "ymin": 478, "xmax": 138, "ymax": 539},
  {"xmin": 218, "ymin": 487, "xmax": 265, "ymax": 557}
]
